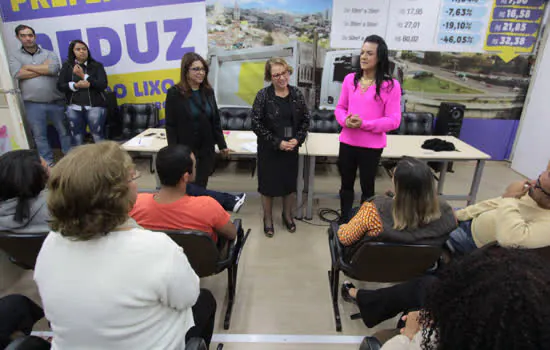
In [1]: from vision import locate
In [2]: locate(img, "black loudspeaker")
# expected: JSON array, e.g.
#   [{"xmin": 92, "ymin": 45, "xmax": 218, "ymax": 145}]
[
  {"xmin": 432, "ymin": 102, "xmax": 465, "ymax": 173},
  {"xmin": 434, "ymin": 102, "xmax": 465, "ymax": 137}
]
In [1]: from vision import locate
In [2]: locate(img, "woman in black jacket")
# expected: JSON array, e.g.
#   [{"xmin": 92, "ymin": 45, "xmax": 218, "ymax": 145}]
[
  {"xmin": 165, "ymin": 52, "xmax": 229, "ymax": 188},
  {"xmin": 251, "ymin": 58, "xmax": 310, "ymax": 237},
  {"xmin": 57, "ymin": 40, "xmax": 108, "ymax": 146}
]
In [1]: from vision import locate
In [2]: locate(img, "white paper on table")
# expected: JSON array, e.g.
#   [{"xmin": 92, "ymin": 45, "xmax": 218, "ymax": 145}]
[
  {"xmin": 236, "ymin": 133, "xmax": 257, "ymax": 140},
  {"xmin": 125, "ymin": 137, "xmax": 153, "ymax": 147},
  {"xmin": 241, "ymin": 142, "xmax": 258, "ymax": 153}
]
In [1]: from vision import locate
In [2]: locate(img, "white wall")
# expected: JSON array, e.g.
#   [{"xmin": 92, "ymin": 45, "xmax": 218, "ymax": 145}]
[{"xmin": 511, "ymin": 27, "xmax": 550, "ymax": 178}]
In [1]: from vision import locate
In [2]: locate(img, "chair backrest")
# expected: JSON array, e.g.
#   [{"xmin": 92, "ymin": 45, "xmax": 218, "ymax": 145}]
[
  {"xmin": 347, "ymin": 242, "xmax": 442, "ymax": 282},
  {"xmin": 219, "ymin": 107, "xmax": 252, "ymax": 131},
  {"xmin": 119, "ymin": 103, "xmax": 160, "ymax": 139},
  {"xmin": 390, "ymin": 112, "xmax": 434, "ymax": 135},
  {"xmin": 310, "ymin": 109, "xmax": 341, "ymax": 133},
  {"xmin": 0, "ymin": 231, "xmax": 47, "ymax": 270},
  {"xmin": 163, "ymin": 230, "xmax": 220, "ymax": 277}
]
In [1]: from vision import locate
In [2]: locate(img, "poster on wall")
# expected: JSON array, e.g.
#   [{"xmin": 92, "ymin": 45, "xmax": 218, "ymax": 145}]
[{"xmin": 0, "ymin": 0, "xmax": 208, "ymax": 119}]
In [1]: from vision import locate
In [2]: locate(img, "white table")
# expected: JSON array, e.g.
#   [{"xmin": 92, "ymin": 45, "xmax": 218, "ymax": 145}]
[
  {"xmin": 297, "ymin": 134, "xmax": 491, "ymax": 220},
  {"xmin": 122, "ymin": 128, "xmax": 262, "ymax": 188}
]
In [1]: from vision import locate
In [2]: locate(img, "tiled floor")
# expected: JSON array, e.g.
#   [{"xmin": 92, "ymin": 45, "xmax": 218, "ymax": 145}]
[{"xmin": 0, "ymin": 159, "xmax": 526, "ymax": 349}]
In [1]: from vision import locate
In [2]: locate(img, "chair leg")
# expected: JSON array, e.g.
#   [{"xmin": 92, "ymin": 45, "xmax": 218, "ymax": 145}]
[
  {"xmin": 350, "ymin": 312, "xmax": 361, "ymax": 320},
  {"xmin": 149, "ymin": 157, "xmax": 155, "ymax": 174},
  {"xmin": 328, "ymin": 269, "xmax": 342, "ymax": 332},
  {"xmin": 224, "ymin": 265, "xmax": 236, "ymax": 330}
]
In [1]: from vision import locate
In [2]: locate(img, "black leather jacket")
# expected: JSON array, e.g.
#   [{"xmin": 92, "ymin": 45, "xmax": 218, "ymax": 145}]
[
  {"xmin": 251, "ymin": 85, "xmax": 310, "ymax": 150},
  {"xmin": 57, "ymin": 60, "xmax": 108, "ymax": 108}
]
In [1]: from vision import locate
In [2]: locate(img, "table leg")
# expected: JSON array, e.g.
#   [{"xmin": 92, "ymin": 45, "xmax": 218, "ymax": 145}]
[
  {"xmin": 153, "ymin": 153, "xmax": 161, "ymax": 190},
  {"xmin": 306, "ymin": 155, "xmax": 316, "ymax": 220},
  {"xmin": 468, "ymin": 160, "xmax": 485, "ymax": 205},
  {"xmin": 437, "ymin": 161, "xmax": 449, "ymax": 195},
  {"xmin": 296, "ymin": 154, "xmax": 305, "ymax": 220}
]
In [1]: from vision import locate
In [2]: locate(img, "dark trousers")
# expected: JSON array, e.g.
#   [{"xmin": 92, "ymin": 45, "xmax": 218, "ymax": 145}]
[
  {"xmin": 194, "ymin": 149, "xmax": 216, "ymax": 189},
  {"xmin": 186, "ymin": 183, "xmax": 237, "ymax": 212},
  {"xmin": 356, "ymin": 275, "xmax": 437, "ymax": 328},
  {"xmin": 338, "ymin": 143, "xmax": 382, "ymax": 222},
  {"xmin": 0, "ymin": 295, "xmax": 44, "ymax": 348},
  {"xmin": 186, "ymin": 289, "xmax": 216, "ymax": 347}
]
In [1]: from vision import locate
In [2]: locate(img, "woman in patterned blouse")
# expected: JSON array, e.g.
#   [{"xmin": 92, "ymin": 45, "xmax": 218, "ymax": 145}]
[{"xmin": 337, "ymin": 157, "xmax": 456, "ymax": 251}]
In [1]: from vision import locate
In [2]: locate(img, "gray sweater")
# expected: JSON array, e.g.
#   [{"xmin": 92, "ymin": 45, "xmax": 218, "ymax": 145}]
[{"xmin": 0, "ymin": 190, "xmax": 50, "ymax": 233}]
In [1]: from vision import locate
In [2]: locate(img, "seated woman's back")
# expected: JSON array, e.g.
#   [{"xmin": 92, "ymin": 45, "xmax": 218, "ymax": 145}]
[
  {"xmin": 0, "ymin": 150, "xmax": 49, "ymax": 233},
  {"xmin": 338, "ymin": 157, "xmax": 457, "ymax": 252},
  {"xmin": 34, "ymin": 142, "xmax": 200, "ymax": 350}
]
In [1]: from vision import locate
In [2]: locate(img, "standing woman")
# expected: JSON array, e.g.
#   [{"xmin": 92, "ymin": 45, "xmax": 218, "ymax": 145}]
[
  {"xmin": 165, "ymin": 52, "xmax": 229, "ymax": 188},
  {"xmin": 57, "ymin": 40, "xmax": 108, "ymax": 146},
  {"xmin": 251, "ymin": 58, "xmax": 310, "ymax": 237},
  {"xmin": 335, "ymin": 35, "xmax": 402, "ymax": 223}
]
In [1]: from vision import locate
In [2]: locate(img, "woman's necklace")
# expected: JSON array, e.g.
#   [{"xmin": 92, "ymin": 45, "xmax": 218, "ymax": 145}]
[{"xmin": 360, "ymin": 77, "xmax": 374, "ymax": 93}]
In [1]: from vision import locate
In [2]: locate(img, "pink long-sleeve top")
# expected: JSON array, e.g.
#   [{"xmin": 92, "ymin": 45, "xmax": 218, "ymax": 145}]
[{"xmin": 335, "ymin": 73, "xmax": 402, "ymax": 149}]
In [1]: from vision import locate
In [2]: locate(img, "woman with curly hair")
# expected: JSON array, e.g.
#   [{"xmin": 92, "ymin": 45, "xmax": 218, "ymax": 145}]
[
  {"xmin": 379, "ymin": 246, "xmax": 550, "ymax": 349},
  {"xmin": 34, "ymin": 142, "xmax": 217, "ymax": 349}
]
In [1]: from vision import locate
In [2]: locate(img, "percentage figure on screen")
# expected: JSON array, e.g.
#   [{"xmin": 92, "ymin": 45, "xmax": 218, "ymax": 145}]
[
  {"xmin": 441, "ymin": 35, "xmax": 474, "ymax": 44},
  {"xmin": 442, "ymin": 21, "xmax": 472, "ymax": 30},
  {"xmin": 447, "ymin": 8, "xmax": 473, "ymax": 16}
]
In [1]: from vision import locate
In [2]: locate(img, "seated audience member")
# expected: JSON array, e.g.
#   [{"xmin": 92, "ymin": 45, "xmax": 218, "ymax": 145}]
[
  {"xmin": 0, "ymin": 150, "xmax": 49, "ymax": 233},
  {"xmin": 337, "ymin": 157, "xmax": 456, "ymax": 257},
  {"xmin": 0, "ymin": 294, "xmax": 45, "ymax": 348},
  {"xmin": 130, "ymin": 145, "xmax": 237, "ymax": 244},
  {"xmin": 378, "ymin": 246, "xmax": 550, "ymax": 349},
  {"xmin": 448, "ymin": 170, "xmax": 550, "ymax": 255},
  {"xmin": 34, "ymin": 142, "xmax": 216, "ymax": 349}
]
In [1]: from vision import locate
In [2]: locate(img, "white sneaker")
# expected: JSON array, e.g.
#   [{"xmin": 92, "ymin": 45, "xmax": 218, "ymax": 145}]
[{"xmin": 233, "ymin": 193, "xmax": 246, "ymax": 213}]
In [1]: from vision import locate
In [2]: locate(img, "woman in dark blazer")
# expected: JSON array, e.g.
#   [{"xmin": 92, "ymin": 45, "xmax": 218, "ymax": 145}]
[
  {"xmin": 251, "ymin": 57, "xmax": 310, "ymax": 237},
  {"xmin": 165, "ymin": 52, "xmax": 229, "ymax": 188}
]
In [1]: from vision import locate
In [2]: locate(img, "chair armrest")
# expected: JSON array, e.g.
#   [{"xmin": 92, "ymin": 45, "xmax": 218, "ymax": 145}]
[
  {"xmin": 185, "ymin": 337, "xmax": 207, "ymax": 350},
  {"xmin": 329, "ymin": 221, "xmax": 339, "ymax": 239}
]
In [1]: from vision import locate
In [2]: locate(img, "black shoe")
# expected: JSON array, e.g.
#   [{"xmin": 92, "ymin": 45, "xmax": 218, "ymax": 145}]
[
  {"xmin": 341, "ymin": 281, "xmax": 357, "ymax": 304},
  {"xmin": 263, "ymin": 219, "xmax": 274, "ymax": 238},
  {"xmin": 282, "ymin": 213, "xmax": 296, "ymax": 233}
]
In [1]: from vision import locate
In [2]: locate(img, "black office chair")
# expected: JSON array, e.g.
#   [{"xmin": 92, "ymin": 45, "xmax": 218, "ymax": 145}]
[
  {"xmin": 327, "ymin": 222, "xmax": 442, "ymax": 332},
  {"xmin": 359, "ymin": 336, "xmax": 382, "ymax": 350},
  {"xmin": 163, "ymin": 219, "xmax": 251, "ymax": 330},
  {"xmin": 0, "ymin": 231, "xmax": 47, "ymax": 270}
]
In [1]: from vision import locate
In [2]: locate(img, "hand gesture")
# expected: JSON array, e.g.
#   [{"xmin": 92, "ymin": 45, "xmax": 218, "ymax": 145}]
[
  {"xmin": 502, "ymin": 180, "xmax": 531, "ymax": 199},
  {"xmin": 345, "ymin": 114, "xmax": 362, "ymax": 129},
  {"xmin": 400, "ymin": 311, "xmax": 421, "ymax": 340},
  {"xmin": 73, "ymin": 64, "xmax": 85, "ymax": 79},
  {"xmin": 288, "ymin": 138, "xmax": 298, "ymax": 149},
  {"xmin": 75, "ymin": 80, "xmax": 90, "ymax": 89},
  {"xmin": 279, "ymin": 141, "xmax": 294, "ymax": 151},
  {"xmin": 220, "ymin": 148, "xmax": 233, "ymax": 158}
]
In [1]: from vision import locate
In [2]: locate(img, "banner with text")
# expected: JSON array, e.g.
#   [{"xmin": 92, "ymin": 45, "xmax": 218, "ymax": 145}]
[
  {"xmin": 331, "ymin": 0, "xmax": 546, "ymax": 62},
  {"xmin": 0, "ymin": 0, "xmax": 208, "ymax": 119}
]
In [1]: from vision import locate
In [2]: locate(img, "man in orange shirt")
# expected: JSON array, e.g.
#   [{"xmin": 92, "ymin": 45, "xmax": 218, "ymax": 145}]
[{"xmin": 130, "ymin": 145, "xmax": 237, "ymax": 244}]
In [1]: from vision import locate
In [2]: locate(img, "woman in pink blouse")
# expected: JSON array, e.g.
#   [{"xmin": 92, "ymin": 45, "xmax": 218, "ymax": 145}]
[{"xmin": 335, "ymin": 35, "xmax": 402, "ymax": 222}]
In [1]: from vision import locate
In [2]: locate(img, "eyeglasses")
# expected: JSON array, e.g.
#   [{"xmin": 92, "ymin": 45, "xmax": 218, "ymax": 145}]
[
  {"xmin": 272, "ymin": 71, "xmax": 288, "ymax": 79},
  {"xmin": 129, "ymin": 171, "xmax": 141, "ymax": 183},
  {"xmin": 190, "ymin": 67, "xmax": 206, "ymax": 72},
  {"xmin": 535, "ymin": 177, "xmax": 550, "ymax": 197}
]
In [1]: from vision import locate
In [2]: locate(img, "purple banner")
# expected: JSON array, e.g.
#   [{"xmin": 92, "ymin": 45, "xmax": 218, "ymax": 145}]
[
  {"xmin": 496, "ymin": 0, "xmax": 546, "ymax": 7},
  {"xmin": 492, "ymin": 7, "xmax": 544, "ymax": 21},
  {"xmin": 489, "ymin": 21, "xmax": 540, "ymax": 34},
  {"xmin": 0, "ymin": 0, "xmax": 203, "ymax": 22},
  {"xmin": 486, "ymin": 34, "xmax": 536, "ymax": 48}
]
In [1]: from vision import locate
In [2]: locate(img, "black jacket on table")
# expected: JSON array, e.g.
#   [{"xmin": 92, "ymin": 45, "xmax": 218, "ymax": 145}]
[
  {"xmin": 165, "ymin": 85, "xmax": 227, "ymax": 151},
  {"xmin": 251, "ymin": 84, "xmax": 310, "ymax": 150},
  {"xmin": 57, "ymin": 60, "xmax": 108, "ymax": 108}
]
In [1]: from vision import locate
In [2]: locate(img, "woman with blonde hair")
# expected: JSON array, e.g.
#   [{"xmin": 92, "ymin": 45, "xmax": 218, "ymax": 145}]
[
  {"xmin": 251, "ymin": 57, "xmax": 310, "ymax": 237},
  {"xmin": 34, "ymin": 141, "xmax": 216, "ymax": 349},
  {"xmin": 337, "ymin": 157, "xmax": 456, "ymax": 254}
]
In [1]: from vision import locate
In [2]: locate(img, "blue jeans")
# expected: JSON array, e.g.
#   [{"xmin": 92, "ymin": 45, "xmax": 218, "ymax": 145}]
[
  {"xmin": 186, "ymin": 183, "xmax": 238, "ymax": 212},
  {"xmin": 24, "ymin": 101, "xmax": 71, "ymax": 165},
  {"xmin": 66, "ymin": 107, "xmax": 106, "ymax": 146},
  {"xmin": 447, "ymin": 220, "xmax": 478, "ymax": 255}
]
